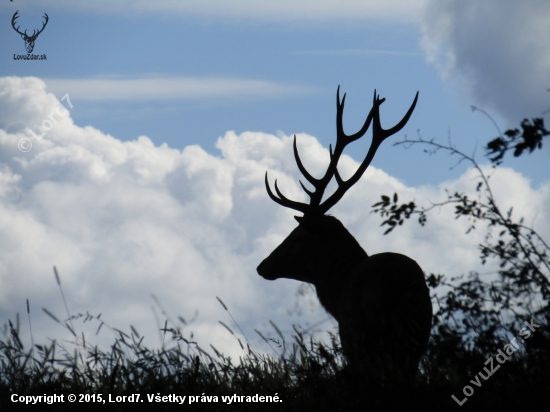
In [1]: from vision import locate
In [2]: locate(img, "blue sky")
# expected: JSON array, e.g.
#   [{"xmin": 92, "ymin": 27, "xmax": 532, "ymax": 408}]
[
  {"xmin": 3, "ymin": 1, "xmax": 547, "ymax": 186},
  {"xmin": 1, "ymin": 1, "xmax": 549, "ymax": 358}
]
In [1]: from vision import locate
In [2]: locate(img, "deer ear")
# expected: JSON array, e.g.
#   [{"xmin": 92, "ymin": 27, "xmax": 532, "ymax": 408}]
[{"xmin": 295, "ymin": 215, "xmax": 319, "ymax": 234}]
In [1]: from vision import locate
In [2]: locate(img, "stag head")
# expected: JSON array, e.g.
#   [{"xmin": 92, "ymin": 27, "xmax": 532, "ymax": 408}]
[
  {"xmin": 12, "ymin": 11, "xmax": 49, "ymax": 54},
  {"xmin": 257, "ymin": 215, "xmax": 365, "ymax": 283},
  {"xmin": 258, "ymin": 86, "xmax": 418, "ymax": 282}
]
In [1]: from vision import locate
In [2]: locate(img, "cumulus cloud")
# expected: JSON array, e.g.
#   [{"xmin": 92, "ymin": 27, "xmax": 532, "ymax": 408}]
[
  {"xmin": 1, "ymin": 76, "xmax": 549, "ymax": 358},
  {"xmin": 421, "ymin": 0, "xmax": 550, "ymax": 124}
]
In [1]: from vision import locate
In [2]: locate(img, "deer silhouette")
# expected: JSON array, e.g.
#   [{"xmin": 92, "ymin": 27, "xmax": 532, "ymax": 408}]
[
  {"xmin": 11, "ymin": 11, "xmax": 49, "ymax": 54},
  {"xmin": 257, "ymin": 87, "xmax": 432, "ymax": 380}
]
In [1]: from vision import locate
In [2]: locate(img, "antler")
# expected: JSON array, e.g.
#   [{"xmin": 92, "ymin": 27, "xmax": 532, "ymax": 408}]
[
  {"xmin": 11, "ymin": 11, "xmax": 25, "ymax": 36},
  {"xmin": 265, "ymin": 86, "xmax": 418, "ymax": 217},
  {"xmin": 33, "ymin": 13, "xmax": 49, "ymax": 38},
  {"xmin": 11, "ymin": 11, "xmax": 49, "ymax": 39}
]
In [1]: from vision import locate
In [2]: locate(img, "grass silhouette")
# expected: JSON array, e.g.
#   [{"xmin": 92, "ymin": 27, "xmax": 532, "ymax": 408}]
[{"xmin": 1, "ymin": 267, "xmax": 549, "ymax": 411}]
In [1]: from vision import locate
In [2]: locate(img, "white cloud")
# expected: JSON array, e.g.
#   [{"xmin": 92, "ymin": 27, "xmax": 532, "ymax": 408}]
[
  {"xmin": 421, "ymin": 0, "xmax": 550, "ymax": 124},
  {"xmin": 16, "ymin": 0, "xmax": 427, "ymax": 24},
  {"xmin": 1, "ymin": 76, "xmax": 549, "ymax": 359},
  {"xmin": 41, "ymin": 77, "xmax": 319, "ymax": 102}
]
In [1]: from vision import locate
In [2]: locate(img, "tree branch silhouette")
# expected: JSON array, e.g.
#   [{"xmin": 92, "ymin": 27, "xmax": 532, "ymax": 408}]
[{"xmin": 371, "ymin": 131, "xmax": 550, "ymax": 365}]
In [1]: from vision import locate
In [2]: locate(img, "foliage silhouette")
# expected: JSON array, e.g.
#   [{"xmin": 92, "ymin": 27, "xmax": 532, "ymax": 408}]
[
  {"xmin": 471, "ymin": 102, "xmax": 550, "ymax": 165},
  {"xmin": 484, "ymin": 116, "xmax": 549, "ymax": 165},
  {"xmin": 370, "ymin": 124, "xmax": 550, "ymax": 404}
]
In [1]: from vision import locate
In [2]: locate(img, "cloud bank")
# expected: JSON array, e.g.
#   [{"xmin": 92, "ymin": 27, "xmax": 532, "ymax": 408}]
[
  {"xmin": 421, "ymin": 0, "xmax": 550, "ymax": 124},
  {"xmin": 1, "ymin": 76, "xmax": 549, "ymax": 358}
]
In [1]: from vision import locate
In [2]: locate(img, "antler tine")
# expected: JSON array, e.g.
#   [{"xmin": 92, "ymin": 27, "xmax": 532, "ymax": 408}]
[
  {"xmin": 292, "ymin": 135, "xmax": 317, "ymax": 187},
  {"xmin": 318, "ymin": 90, "xmax": 419, "ymax": 215},
  {"xmin": 264, "ymin": 172, "xmax": 310, "ymax": 214},
  {"xmin": 265, "ymin": 133, "xmax": 330, "ymax": 216},
  {"xmin": 324, "ymin": 86, "xmax": 377, "ymax": 188},
  {"xmin": 36, "ymin": 13, "xmax": 49, "ymax": 36},
  {"xmin": 298, "ymin": 180, "xmax": 314, "ymax": 198},
  {"xmin": 336, "ymin": 86, "xmax": 376, "ymax": 145},
  {"xmin": 11, "ymin": 11, "xmax": 25, "ymax": 36},
  {"xmin": 372, "ymin": 90, "xmax": 418, "ymax": 147}
]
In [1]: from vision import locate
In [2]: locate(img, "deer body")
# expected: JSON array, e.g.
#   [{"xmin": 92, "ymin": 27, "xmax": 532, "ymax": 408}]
[
  {"xmin": 257, "ymin": 86, "xmax": 432, "ymax": 378},
  {"xmin": 257, "ymin": 215, "xmax": 432, "ymax": 377}
]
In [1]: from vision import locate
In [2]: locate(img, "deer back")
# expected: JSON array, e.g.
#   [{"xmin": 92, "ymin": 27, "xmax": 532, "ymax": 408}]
[{"xmin": 336, "ymin": 252, "xmax": 432, "ymax": 363}]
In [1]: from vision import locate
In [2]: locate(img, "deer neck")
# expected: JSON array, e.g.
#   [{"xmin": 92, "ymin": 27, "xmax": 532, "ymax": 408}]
[{"xmin": 313, "ymin": 244, "xmax": 367, "ymax": 322}]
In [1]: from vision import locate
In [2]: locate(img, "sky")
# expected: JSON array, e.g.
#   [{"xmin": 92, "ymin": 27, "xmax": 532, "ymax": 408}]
[{"xmin": 1, "ymin": 1, "xmax": 549, "ymax": 360}]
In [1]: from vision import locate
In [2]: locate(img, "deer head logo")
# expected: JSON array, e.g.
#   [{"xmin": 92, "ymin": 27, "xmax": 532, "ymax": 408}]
[
  {"xmin": 12, "ymin": 11, "xmax": 49, "ymax": 54},
  {"xmin": 258, "ymin": 87, "xmax": 432, "ymax": 380}
]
